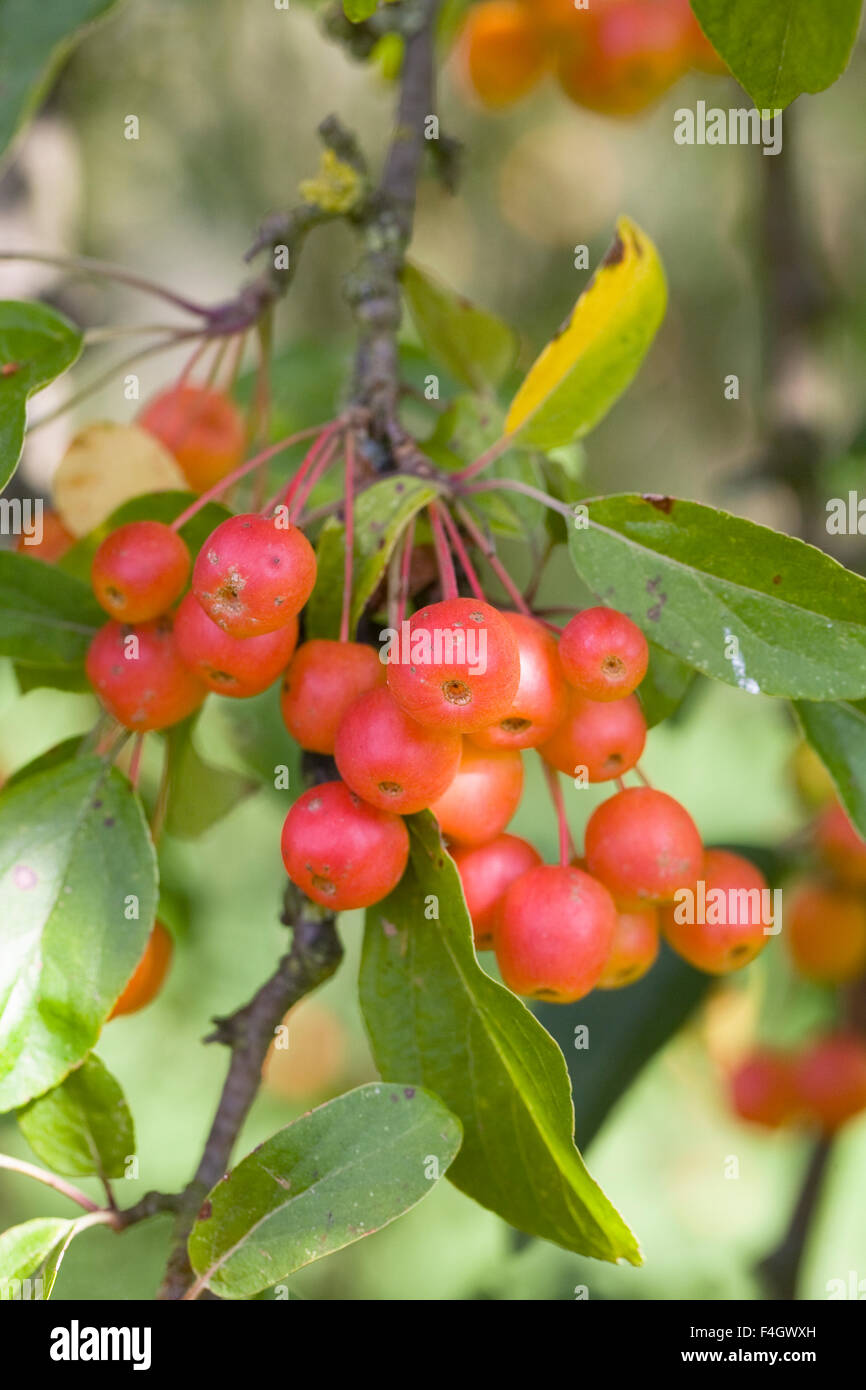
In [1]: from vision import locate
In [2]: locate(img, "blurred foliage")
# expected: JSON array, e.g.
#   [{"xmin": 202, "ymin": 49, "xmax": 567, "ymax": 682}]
[{"xmin": 1, "ymin": 0, "xmax": 866, "ymax": 1300}]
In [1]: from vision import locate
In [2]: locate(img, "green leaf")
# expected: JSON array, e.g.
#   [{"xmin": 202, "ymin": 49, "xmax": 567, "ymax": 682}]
[
  {"xmin": 5, "ymin": 736, "xmax": 83, "ymax": 788},
  {"xmin": 403, "ymin": 262, "xmax": 519, "ymax": 392},
  {"xmin": 360, "ymin": 813, "xmax": 641, "ymax": 1264},
  {"xmin": 0, "ymin": 757, "xmax": 157, "ymax": 1112},
  {"xmin": 0, "ymin": 551, "xmax": 103, "ymax": 669},
  {"xmin": 0, "ymin": 1216, "xmax": 75, "ymax": 1296},
  {"xmin": 17, "ymin": 1054, "xmax": 135, "ymax": 1179},
  {"xmin": 0, "ymin": 1, "xmax": 124, "ymax": 161},
  {"xmin": 690, "ymin": 0, "xmax": 863, "ymax": 110},
  {"xmin": 535, "ymin": 945, "xmax": 711, "ymax": 1147},
  {"xmin": 568, "ymin": 494, "xmax": 866, "ymax": 700},
  {"xmin": 59, "ymin": 490, "xmax": 231, "ymax": 585},
  {"xmin": 505, "ymin": 217, "xmax": 666, "ymax": 449},
  {"xmin": 343, "ymin": 0, "xmax": 378, "ymax": 19},
  {"xmin": 638, "ymin": 642, "xmax": 698, "ymax": 728},
  {"xmin": 188, "ymin": 1082, "xmax": 461, "ymax": 1298},
  {"xmin": 0, "ymin": 301, "xmax": 83, "ymax": 487},
  {"xmin": 163, "ymin": 717, "xmax": 259, "ymax": 840},
  {"xmin": 305, "ymin": 474, "xmax": 441, "ymax": 639},
  {"xmin": 794, "ymin": 698, "xmax": 866, "ymax": 840}
]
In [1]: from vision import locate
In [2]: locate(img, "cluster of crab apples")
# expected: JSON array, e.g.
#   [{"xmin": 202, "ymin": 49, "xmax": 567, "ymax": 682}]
[
  {"xmin": 459, "ymin": 0, "xmax": 725, "ymax": 117},
  {"xmin": 728, "ymin": 794, "xmax": 866, "ymax": 1135},
  {"xmin": 75, "ymin": 414, "xmax": 777, "ymax": 1010}
]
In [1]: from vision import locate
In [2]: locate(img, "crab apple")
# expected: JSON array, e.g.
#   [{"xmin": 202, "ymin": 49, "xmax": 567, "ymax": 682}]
[
  {"xmin": 280, "ymin": 639, "xmax": 386, "ymax": 754},
  {"xmin": 452, "ymin": 833, "xmax": 542, "ymax": 950},
  {"xmin": 86, "ymin": 615, "xmax": 206, "ymax": 731},
  {"xmin": 786, "ymin": 881, "xmax": 866, "ymax": 985},
  {"xmin": 386, "ymin": 597, "xmax": 520, "ymax": 734},
  {"xmin": 794, "ymin": 1033, "xmax": 866, "ymax": 1133},
  {"xmin": 15, "ymin": 508, "xmax": 74, "ymax": 564},
  {"xmin": 495, "ymin": 863, "xmax": 617, "ymax": 1002},
  {"xmin": 91, "ymin": 520, "xmax": 190, "ymax": 623},
  {"xmin": 661, "ymin": 848, "xmax": 772, "ymax": 974},
  {"xmin": 557, "ymin": 1, "xmax": 686, "ymax": 116},
  {"xmin": 174, "ymin": 591, "xmax": 298, "ymax": 698},
  {"xmin": 597, "ymin": 905, "xmax": 659, "ymax": 989},
  {"xmin": 523, "ymin": 0, "xmax": 586, "ymax": 42},
  {"xmin": 729, "ymin": 1050, "xmax": 798, "ymax": 1130},
  {"xmin": 281, "ymin": 780, "xmax": 409, "ymax": 910},
  {"xmin": 334, "ymin": 687, "xmax": 462, "ymax": 815},
  {"xmin": 814, "ymin": 800, "xmax": 866, "ymax": 889},
  {"xmin": 470, "ymin": 613, "xmax": 567, "ymax": 751},
  {"xmin": 138, "ymin": 384, "xmax": 245, "ymax": 492},
  {"xmin": 558, "ymin": 606, "xmax": 649, "ymax": 702},
  {"xmin": 192, "ymin": 512, "xmax": 316, "ymax": 637},
  {"xmin": 461, "ymin": 1, "xmax": 548, "ymax": 109},
  {"xmin": 108, "ymin": 921, "xmax": 173, "ymax": 1020},
  {"xmin": 430, "ymin": 742, "xmax": 524, "ymax": 847},
  {"xmin": 585, "ymin": 786, "xmax": 703, "ymax": 908},
  {"xmin": 539, "ymin": 688, "xmax": 647, "ymax": 782}
]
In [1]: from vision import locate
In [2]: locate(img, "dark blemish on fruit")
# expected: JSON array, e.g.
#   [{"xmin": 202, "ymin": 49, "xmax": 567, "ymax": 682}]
[
  {"xmin": 501, "ymin": 717, "xmax": 531, "ymax": 733},
  {"xmin": 643, "ymin": 494, "xmax": 674, "ymax": 514},
  {"xmin": 442, "ymin": 679, "xmax": 471, "ymax": 706},
  {"xmin": 535, "ymin": 987, "xmax": 560, "ymax": 999},
  {"xmin": 468, "ymin": 611, "xmax": 484, "ymax": 623},
  {"xmin": 311, "ymin": 874, "xmax": 336, "ymax": 896},
  {"xmin": 603, "ymin": 232, "xmax": 626, "ymax": 267},
  {"xmin": 269, "ymin": 555, "xmax": 281, "ymax": 567},
  {"xmin": 378, "ymin": 781, "xmax": 403, "ymax": 796}
]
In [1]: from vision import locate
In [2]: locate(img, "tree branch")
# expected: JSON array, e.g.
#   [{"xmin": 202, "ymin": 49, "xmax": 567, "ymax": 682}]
[
  {"xmin": 755, "ymin": 1137, "xmax": 832, "ymax": 1300},
  {"xmin": 348, "ymin": 0, "xmax": 440, "ymax": 441},
  {"xmin": 157, "ymin": 896, "xmax": 342, "ymax": 1300}
]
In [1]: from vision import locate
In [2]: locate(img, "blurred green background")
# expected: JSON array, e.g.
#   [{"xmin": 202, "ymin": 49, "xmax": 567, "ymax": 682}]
[{"xmin": 1, "ymin": 0, "xmax": 865, "ymax": 1299}]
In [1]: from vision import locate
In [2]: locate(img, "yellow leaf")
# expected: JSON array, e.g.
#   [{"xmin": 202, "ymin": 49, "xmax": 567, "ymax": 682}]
[{"xmin": 504, "ymin": 215, "xmax": 667, "ymax": 449}]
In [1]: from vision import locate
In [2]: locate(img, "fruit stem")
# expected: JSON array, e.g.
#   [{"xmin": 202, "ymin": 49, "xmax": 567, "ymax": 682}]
[
  {"xmin": 436, "ymin": 502, "xmax": 486, "ymax": 602},
  {"xmin": 542, "ymin": 763, "xmax": 575, "ymax": 868},
  {"xmin": 288, "ymin": 431, "xmax": 344, "ymax": 522},
  {"xmin": 169, "ymin": 423, "xmax": 329, "ymax": 530},
  {"xmin": 339, "ymin": 432, "xmax": 356, "ymax": 644},
  {"xmin": 634, "ymin": 763, "xmax": 653, "ymax": 788},
  {"xmin": 427, "ymin": 501, "xmax": 459, "ymax": 600},
  {"xmin": 453, "ymin": 431, "xmax": 516, "ymax": 482},
  {"xmin": 128, "ymin": 734, "xmax": 145, "ymax": 792},
  {"xmin": 454, "ymin": 501, "xmax": 533, "ymax": 616},
  {"xmin": 396, "ymin": 516, "xmax": 416, "ymax": 627},
  {"xmin": 459, "ymin": 476, "xmax": 576, "ymax": 521},
  {"xmin": 26, "ymin": 332, "xmax": 203, "ymax": 435},
  {"xmin": 0, "ymin": 250, "xmax": 211, "ymax": 317}
]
